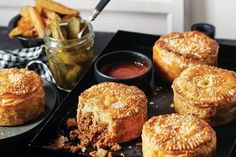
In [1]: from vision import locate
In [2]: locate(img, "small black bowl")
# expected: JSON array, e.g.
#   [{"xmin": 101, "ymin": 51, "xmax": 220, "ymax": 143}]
[
  {"xmin": 94, "ymin": 50, "xmax": 153, "ymax": 87},
  {"xmin": 191, "ymin": 23, "xmax": 215, "ymax": 39},
  {"xmin": 8, "ymin": 15, "xmax": 44, "ymax": 48}
]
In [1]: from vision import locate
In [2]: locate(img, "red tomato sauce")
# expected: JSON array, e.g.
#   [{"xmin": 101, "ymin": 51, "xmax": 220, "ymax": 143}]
[{"xmin": 103, "ymin": 62, "xmax": 148, "ymax": 79}]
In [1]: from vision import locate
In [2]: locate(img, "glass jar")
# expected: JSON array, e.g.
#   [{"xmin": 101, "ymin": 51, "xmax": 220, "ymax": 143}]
[{"xmin": 44, "ymin": 23, "xmax": 95, "ymax": 91}]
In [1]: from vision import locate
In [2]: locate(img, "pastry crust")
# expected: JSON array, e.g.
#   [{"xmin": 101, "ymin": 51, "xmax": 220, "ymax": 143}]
[
  {"xmin": 142, "ymin": 114, "xmax": 216, "ymax": 157},
  {"xmin": 77, "ymin": 82, "xmax": 147, "ymax": 149},
  {"xmin": 0, "ymin": 68, "xmax": 45, "ymax": 126},
  {"xmin": 172, "ymin": 65, "xmax": 236, "ymax": 126},
  {"xmin": 153, "ymin": 31, "xmax": 219, "ymax": 82}
]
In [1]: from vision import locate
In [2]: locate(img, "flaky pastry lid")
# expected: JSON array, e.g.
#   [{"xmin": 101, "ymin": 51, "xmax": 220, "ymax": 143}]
[
  {"xmin": 154, "ymin": 31, "xmax": 219, "ymax": 60},
  {"xmin": 79, "ymin": 82, "xmax": 147, "ymax": 119},
  {"xmin": 0, "ymin": 68, "xmax": 43, "ymax": 97},
  {"xmin": 172, "ymin": 65, "xmax": 236, "ymax": 107},
  {"xmin": 142, "ymin": 114, "xmax": 215, "ymax": 151}
]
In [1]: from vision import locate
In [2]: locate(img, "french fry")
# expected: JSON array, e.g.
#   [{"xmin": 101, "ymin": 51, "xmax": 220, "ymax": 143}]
[
  {"xmin": 17, "ymin": 16, "xmax": 34, "ymax": 29},
  {"xmin": 42, "ymin": 8, "xmax": 56, "ymax": 20},
  {"xmin": 8, "ymin": 16, "xmax": 34, "ymax": 38},
  {"xmin": 9, "ymin": 27, "xmax": 22, "ymax": 38},
  {"xmin": 20, "ymin": 6, "xmax": 30, "ymax": 17},
  {"xmin": 35, "ymin": 0, "xmax": 78, "ymax": 15},
  {"xmin": 43, "ymin": 17, "xmax": 52, "ymax": 26},
  {"xmin": 22, "ymin": 28, "xmax": 38, "ymax": 38},
  {"xmin": 28, "ymin": 6, "xmax": 45, "ymax": 38},
  {"xmin": 35, "ymin": 0, "xmax": 43, "ymax": 14},
  {"xmin": 9, "ymin": 0, "xmax": 80, "ymax": 39}
]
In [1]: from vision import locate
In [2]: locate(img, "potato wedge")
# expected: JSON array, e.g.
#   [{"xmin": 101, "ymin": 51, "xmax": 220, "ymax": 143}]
[
  {"xmin": 20, "ymin": 6, "xmax": 30, "ymax": 17},
  {"xmin": 9, "ymin": 27, "xmax": 22, "ymax": 38},
  {"xmin": 8, "ymin": 16, "xmax": 34, "ymax": 38},
  {"xmin": 22, "ymin": 28, "xmax": 38, "ymax": 38},
  {"xmin": 42, "ymin": 8, "xmax": 56, "ymax": 20},
  {"xmin": 28, "ymin": 6, "xmax": 45, "ymax": 38},
  {"xmin": 35, "ymin": 0, "xmax": 43, "ymax": 14},
  {"xmin": 43, "ymin": 17, "xmax": 52, "ymax": 26},
  {"xmin": 17, "ymin": 16, "xmax": 34, "ymax": 29},
  {"xmin": 35, "ymin": 0, "xmax": 78, "ymax": 15}
]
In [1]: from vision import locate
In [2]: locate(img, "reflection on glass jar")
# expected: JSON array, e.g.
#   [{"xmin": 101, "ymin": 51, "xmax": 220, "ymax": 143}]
[{"xmin": 44, "ymin": 23, "xmax": 95, "ymax": 91}]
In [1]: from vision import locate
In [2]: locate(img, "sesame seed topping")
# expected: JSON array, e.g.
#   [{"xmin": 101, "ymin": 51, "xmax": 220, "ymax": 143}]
[
  {"xmin": 142, "ymin": 114, "xmax": 215, "ymax": 151},
  {"xmin": 79, "ymin": 82, "xmax": 147, "ymax": 119},
  {"xmin": 172, "ymin": 65, "xmax": 236, "ymax": 107}
]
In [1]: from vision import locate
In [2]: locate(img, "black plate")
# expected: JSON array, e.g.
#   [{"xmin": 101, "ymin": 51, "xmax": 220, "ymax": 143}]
[
  {"xmin": 0, "ymin": 79, "xmax": 58, "ymax": 145},
  {"xmin": 29, "ymin": 31, "xmax": 236, "ymax": 157}
]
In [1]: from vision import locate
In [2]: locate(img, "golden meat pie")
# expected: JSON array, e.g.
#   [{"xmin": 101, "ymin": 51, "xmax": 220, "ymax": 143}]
[
  {"xmin": 153, "ymin": 31, "xmax": 219, "ymax": 82},
  {"xmin": 0, "ymin": 68, "xmax": 45, "ymax": 126},
  {"xmin": 172, "ymin": 65, "xmax": 236, "ymax": 126},
  {"xmin": 76, "ymin": 82, "xmax": 147, "ymax": 150},
  {"xmin": 142, "ymin": 113, "xmax": 216, "ymax": 157}
]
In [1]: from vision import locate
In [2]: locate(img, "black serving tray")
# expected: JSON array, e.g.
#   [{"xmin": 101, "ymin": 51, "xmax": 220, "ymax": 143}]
[{"xmin": 29, "ymin": 30, "xmax": 236, "ymax": 157}]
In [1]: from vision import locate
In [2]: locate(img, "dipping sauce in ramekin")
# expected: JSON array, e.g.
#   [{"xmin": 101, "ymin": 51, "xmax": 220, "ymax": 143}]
[
  {"xmin": 94, "ymin": 50, "xmax": 153, "ymax": 87},
  {"xmin": 102, "ymin": 61, "xmax": 149, "ymax": 79}
]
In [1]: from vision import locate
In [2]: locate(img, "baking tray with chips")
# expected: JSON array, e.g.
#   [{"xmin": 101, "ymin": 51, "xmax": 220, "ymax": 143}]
[{"xmin": 29, "ymin": 30, "xmax": 236, "ymax": 157}]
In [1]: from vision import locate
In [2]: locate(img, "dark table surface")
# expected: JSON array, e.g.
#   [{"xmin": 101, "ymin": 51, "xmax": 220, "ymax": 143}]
[
  {"xmin": 0, "ymin": 26, "xmax": 114, "ymax": 156},
  {"xmin": 1, "ymin": 26, "xmax": 236, "ymax": 156}
]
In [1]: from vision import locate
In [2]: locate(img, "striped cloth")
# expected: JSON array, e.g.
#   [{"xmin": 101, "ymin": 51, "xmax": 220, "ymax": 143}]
[{"xmin": 0, "ymin": 45, "xmax": 56, "ymax": 84}]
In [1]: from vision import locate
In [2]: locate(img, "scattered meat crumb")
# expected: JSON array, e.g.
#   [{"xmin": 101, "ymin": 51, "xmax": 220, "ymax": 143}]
[
  {"xmin": 66, "ymin": 118, "xmax": 77, "ymax": 128},
  {"xmin": 69, "ymin": 129, "xmax": 78, "ymax": 140},
  {"xmin": 44, "ymin": 135, "xmax": 66, "ymax": 150},
  {"xmin": 70, "ymin": 145, "xmax": 80, "ymax": 153},
  {"xmin": 170, "ymin": 103, "xmax": 174, "ymax": 108},
  {"xmin": 111, "ymin": 143, "xmax": 122, "ymax": 151},
  {"xmin": 89, "ymin": 151, "xmax": 97, "ymax": 157},
  {"xmin": 108, "ymin": 152, "xmax": 113, "ymax": 157}
]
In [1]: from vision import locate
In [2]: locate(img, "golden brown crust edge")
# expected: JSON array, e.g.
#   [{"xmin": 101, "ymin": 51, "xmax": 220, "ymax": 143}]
[
  {"xmin": 173, "ymin": 92, "xmax": 236, "ymax": 126},
  {"xmin": 172, "ymin": 65, "xmax": 236, "ymax": 126},
  {"xmin": 153, "ymin": 31, "xmax": 219, "ymax": 82},
  {"xmin": 77, "ymin": 82, "xmax": 147, "ymax": 145},
  {"xmin": 0, "ymin": 85, "xmax": 45, "ymax": 126},
  {"xmin": 0, "ymin": 68, "xmax": 45, "ymax": 126},
  {"xmin": 0, "ymin": 68, "xmax": 43, "ymax": 97},
  {"xmin": 142, "ymin": 114, "xmax": 216, "ymax": 157}
]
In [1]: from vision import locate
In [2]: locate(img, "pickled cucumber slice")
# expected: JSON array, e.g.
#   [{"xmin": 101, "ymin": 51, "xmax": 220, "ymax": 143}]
[
  {"xmin": 66, "ymin": 65, "xmax": 81, "ymax": 83},
  {"xmin": 67, "ymin": 17, "xmax": 81, "ymax": 39},
  {"xmin": 60, "ymin": 25, "xmax": 68, "ymax": 39},
  {"xmin": 57, "ymin": 50, "xmax": 76, "ymax": 65},
  {"xmin": 50, "ymin": 14, "xmax": 65, "ymax": 40}
]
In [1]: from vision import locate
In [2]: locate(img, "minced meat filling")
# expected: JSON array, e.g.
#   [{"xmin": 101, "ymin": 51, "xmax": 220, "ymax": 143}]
[
  {"xmin": 45, "ymin": 114, "xmax": 122, "ymax": 155},
  {"xmin": 77, "ymin": 112, "xmax": 121, "ymax": 151}
]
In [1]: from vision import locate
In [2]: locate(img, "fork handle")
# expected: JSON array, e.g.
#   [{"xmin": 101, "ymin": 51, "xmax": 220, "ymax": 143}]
[
  {"xmin": 95, "ymin": 0, "xmax": 110, "ymax": 12},
  {"xmin": 88, "ymin": 0, "xmax": 110, "ymax": 22}
]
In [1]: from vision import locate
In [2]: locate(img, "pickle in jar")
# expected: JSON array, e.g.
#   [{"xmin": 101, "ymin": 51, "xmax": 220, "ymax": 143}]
[{"xmin": 45, "ymin": 15, "xmax": 94, "ymax": 90}]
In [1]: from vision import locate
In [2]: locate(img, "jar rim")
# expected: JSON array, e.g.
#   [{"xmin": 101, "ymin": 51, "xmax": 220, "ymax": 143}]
[{"xmin": 44, "ymin": 23, "xmax": 94, "ymax": 44}]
